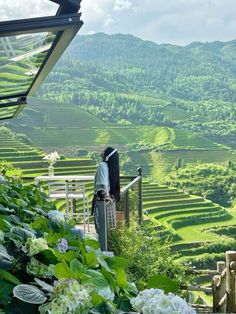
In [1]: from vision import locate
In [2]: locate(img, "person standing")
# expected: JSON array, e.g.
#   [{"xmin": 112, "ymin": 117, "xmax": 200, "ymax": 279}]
[{"xmin": 92, "ymin": 147, "xmax": 120, "ymax": 233}]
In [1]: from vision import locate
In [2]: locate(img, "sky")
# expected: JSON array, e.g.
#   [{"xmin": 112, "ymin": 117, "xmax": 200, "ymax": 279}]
[{"xmin": 0, "ymin": 0, "xmax": 236, "ymax": 45}]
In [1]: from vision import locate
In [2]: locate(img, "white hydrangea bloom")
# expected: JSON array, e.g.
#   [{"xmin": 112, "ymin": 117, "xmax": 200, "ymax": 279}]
[
  {"xmin": 39, "ymin": 279, "xmax": 91, "ymax": 314},
  {"xmin": 131, "ymin": 289, "xmax": 196, "ymax": 314},
  {"xmin": 26, "ymin": 237, "xmax": 48, "ymax": 256}
]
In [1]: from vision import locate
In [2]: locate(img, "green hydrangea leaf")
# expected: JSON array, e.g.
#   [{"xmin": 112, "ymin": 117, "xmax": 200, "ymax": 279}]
[
  {"xmin": 13, "ymin": 284, "xmax": 47, "ymax": 304},
  {"xmin": 147, "ymin": 274, "xmax": 179, "ymax": 293}
]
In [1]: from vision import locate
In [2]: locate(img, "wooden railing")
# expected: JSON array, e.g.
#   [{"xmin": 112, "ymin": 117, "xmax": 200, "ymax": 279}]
[
  {"xmin": 212, "ymin": 251, "xmax": 236, "ymax": 313},
  {"xmin": 97, "ymin": 168, "xmax": 143, "ymax": 251}
]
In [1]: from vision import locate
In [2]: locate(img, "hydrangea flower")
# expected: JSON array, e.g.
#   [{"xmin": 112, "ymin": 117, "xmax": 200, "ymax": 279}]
[
  {"xmin": 57, "ymin": 239, "xmax": 68, "ymax": 253},
  {"xmin": 39, "ymin": 279, "xmax": 91, "ymax": 314},
  {"xmin": 48, "ymin": 210, "xmax": 65, "ymax": 230},
  {"xmin": 71, "ymin": 227, "xmax": 84, "ymax": 238},
  {"xmin": 48, "ymin": 210, "xmax": 65, "ymax": 221},
  {"xmin": 27, "ymin": 257, "xmax": 55, "ymax": 278},
  {"xmin": 26, "ymin": 237, "xmax": 48, "ymax": 256},
  {"xmin": 131, "ymin": 288, "xmax": 196, "ymax": 314}
]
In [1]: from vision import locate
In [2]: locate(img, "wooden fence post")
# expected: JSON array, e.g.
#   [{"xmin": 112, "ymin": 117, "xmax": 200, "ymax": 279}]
[
  {"xmin": 226, "ymin": 251, "xmax": 236, "ymax": 313},
  {"xmin": 217, "ymin": 261, "xmax": 226, "ymax": 273},
  {"xmin": 213, "ymin": 261, "xmax": 226, "ymax": 313}
]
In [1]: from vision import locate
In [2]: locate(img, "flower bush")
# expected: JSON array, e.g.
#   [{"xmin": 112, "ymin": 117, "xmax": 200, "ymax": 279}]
[
  {"xmin": 0, "ymin": 179, "xmax": 137, "ymax": 313},
  {"xmin": 43, "ymin": 151, "xmax": 60, "ymax": 165},
  {"xmin": 0, "ymin": 179, "xmax": 195, "ymax": 313},
  {"xmin": 131, "ymin": 288, "xmax": 196, "ymax": 314}
]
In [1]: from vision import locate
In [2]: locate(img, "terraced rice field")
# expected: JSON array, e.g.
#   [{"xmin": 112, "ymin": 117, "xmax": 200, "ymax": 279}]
[
  {"xmin": 150, "ymin": 149, "xmax": 236, "ymax": 178},
  {"xmin": 142, "ymin": 181, "xmax": 236, "ymax": 269}
]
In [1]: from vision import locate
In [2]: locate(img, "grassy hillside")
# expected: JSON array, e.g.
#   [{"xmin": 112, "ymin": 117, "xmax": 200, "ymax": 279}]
[
  {"xmin": 34, "ymin": 33, "xmax": 236, "ymax": 148},
  {"xmin": 7, "ymin": 98, "xmax": 214, "ymax": 149},
  {"xmin": 6, "ymin": 98, "xmax": 236, "ymax": 179}
]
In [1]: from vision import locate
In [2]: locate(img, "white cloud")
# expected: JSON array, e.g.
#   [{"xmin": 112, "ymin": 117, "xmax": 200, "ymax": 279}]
[
  {"xmin": 104, "ymin": 14, "xmax": 114, "ymax": 26},
  {"xmin": 0, "ymin": 0, "xmax": 57, "ymax": 21},
  {"xmin": 0, "ymin": 0, "xmax": 236, "ymax": 45},
  {"xmin": 113, "ymin": 0, "xmax": 133, "ymax": 11}
]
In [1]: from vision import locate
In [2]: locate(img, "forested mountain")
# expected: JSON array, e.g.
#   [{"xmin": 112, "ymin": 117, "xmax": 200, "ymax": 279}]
[{"xmin": 37, "ymin": 33, "xmax": 236, "ymax": 147}]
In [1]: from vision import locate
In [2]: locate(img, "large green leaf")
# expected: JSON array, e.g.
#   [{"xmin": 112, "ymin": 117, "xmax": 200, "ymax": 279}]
[
  {"xmin": 106, "ymin": 256, "xmax": 129, "ymax": 269},
  {"xmin": 55, "ymin": 262, "xmax": 77, "ymax": 279},
  {"xmin": 0, "ymin": 270, "xmax": 21, "ymax": 285},
  {"xmin": 85, "ymin": 251, "xmax": 98, "ymax": 267},
  {"xmin": 13, "ymin": 284, "xmax": 47, "ymax": 304},
  {"xmin": 63, "ymin": 251, "xmax": 77, "ymax": 262},
  {"xmin": 70, "ymin": 258, "xmax": 86, "ymax": 273},
  {"xmin": 0, "ymin": 279, "xmax": 14, "ymax": 306},
  {"xmin": 15, "ymin": 199, "xmax": 28, "ymax": 207},
  {"xmin": 147, "ymin": 274, "xmax": 179, "ymax": 293},
  {"xmin": 84, "ymin": 239, "xmax": 100, "ymax": 249},
  {"xmin": 85, "ymin": 270, "xmax": 109, "ymax": 288},
  {"xmin": 10, "ymin": 227, "xmax": 35, "ymax": 241},
  {"xmin": 116, "ymin": 267, "xmax": 128, "ymax": 288}
]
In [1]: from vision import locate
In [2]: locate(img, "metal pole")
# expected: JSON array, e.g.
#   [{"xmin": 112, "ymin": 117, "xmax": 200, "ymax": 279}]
[
  {"xmin": 137, "ymin": 167, "xmax": 143, "ymax": 224},
  {"xmin": 72, "ymin": 180, "xmax": 76, "ymax": 215},
  {"xmin": 124, "ymin": 190, "xmax": 129, "ymax": 224},
  {"xmin": 97, "ymin": 199, "xmax": 107, "ymax": 251}
]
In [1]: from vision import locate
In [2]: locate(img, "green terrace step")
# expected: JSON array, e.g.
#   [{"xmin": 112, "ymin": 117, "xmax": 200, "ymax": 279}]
[
  {"xmin": 0, "ymin": 148, "xmax": 20, "ymax": 152},
  {"xmin": 143, "ymin": 189, "xmax": 181, "ymax": 195},
  {"xmin": 14, "ymin": 159, "xmax": 96, "ymax": 169},
  {"xmin": 2, "ymin": 156, "xmax": 43, "ymax": 161},
  {"xmin": 143, "ymin": 196, "xmax": 203, "ymax": 208},
  {"xmin": 152, "ymin": 204, "xmax": 220, "ymax": 216},
  {"xmin": 146, "ymin": 201, "xmax": 213, "ymax": 214},
  {"xmin": 170, "ymin": 242, "xmax": 210, "ymax": 253},
  {"xmin": 155, "ymin": 206, "xmax": 221, "ymax": 220},
  {"xmin": 143, "ymin": 194, "xmax": 190, "ymax": 202},
  {"xmin": 170, "ymin": 210, "xmax": 231, "ymax": 229},
  {"xmin": 178, "ymin": 252, "xmax": 225, "ymax": 269},
  {"xmin": 0, "ymin": 152, "xmax": 42, "ymax": 157},
  {"xmin": 175, "ymin": 241, "xmax": 236, "ymax": 257}
]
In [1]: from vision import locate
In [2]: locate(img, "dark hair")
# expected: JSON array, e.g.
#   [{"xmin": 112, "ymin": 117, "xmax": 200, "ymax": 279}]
[{"xmin": 104, "ymin": 147, "xmax": 120, "ymax": 201}]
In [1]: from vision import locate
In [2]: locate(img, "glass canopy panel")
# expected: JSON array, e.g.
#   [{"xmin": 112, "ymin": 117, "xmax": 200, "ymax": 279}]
[
  {"xmin": 0, "ymin": 32, "xmax": 56, "ymax": 99},
  {"xmin": 0, "ymin": 105, "xmax": 19, "ymax": 119},
  {"xmin": 0, "ymin": 1, "xmax": 59, "ymax": 22}
]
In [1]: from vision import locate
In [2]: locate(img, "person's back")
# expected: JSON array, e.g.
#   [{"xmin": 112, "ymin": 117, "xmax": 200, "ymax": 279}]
[
  {"xmin": 94, "ymin": 161, "xmax": 110, "ymax": 196},
  {"xmin": 92, "ymin": 147, "xmax": 120, "ymax": 233}
]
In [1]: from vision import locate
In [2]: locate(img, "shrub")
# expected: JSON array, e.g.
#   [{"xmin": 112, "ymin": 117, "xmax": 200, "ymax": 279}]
[{"xmin": 108, "ymin": 219, "xmax": 190, "ymax": 290}]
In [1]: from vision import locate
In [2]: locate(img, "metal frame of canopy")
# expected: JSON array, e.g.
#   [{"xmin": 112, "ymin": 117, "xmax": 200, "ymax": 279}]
[{"xmin": 0, "ymin": 0, "xmax": 83, "ymax": 120}]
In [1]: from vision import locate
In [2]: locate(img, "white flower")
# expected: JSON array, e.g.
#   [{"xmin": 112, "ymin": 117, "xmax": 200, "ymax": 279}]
[
  {"xmin": 26, "ymin": 237, "xmax": 48, "ymax": 256},
  {"xmin": 39, "ymin": 279, "xmax": 91, "ymax": 314},
  {"xmin": 43, "ymin": 151, "xmax": 60, "ymax": 165},
  {"xmin": 48, "ymin": 210, "xmax": 64, "ymax": 220},
  {"xmin": 131, "ymin": 289, "xmax": 196, "ymax": 314}
]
